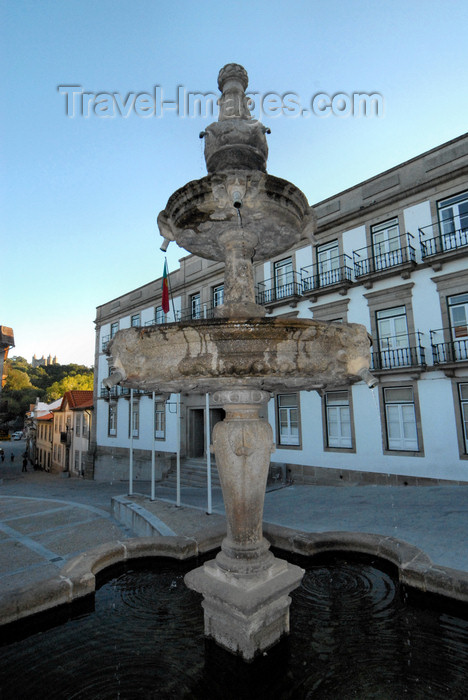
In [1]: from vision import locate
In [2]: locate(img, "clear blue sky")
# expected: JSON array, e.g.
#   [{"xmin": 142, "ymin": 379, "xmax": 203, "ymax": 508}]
[{"xmin": 1, "ymin": 0, "xmax": 467, "ymax": 367}]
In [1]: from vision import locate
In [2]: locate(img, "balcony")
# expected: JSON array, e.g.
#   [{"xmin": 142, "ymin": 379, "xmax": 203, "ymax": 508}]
[
  {"xmin": 177, "ymin": 302, "xmax": 217, "ymax": 322},
  {"xmin": 255, "ymin": 272, "xmax": 302, "ymax": 311},
  {"xmin": 370, "ymin": 332, "xmax": 426, "ymax": 374},
  {"xmin": 353, "ymin": 234, "xmax": 417, "ymax": 288},
  {"xmin": 419, "ymin": 223, "xmax": 468, "ymax": 270},
  {"xmin": 144, "ymin": 303, "xmax": 218, "ymax": 326},
  {"xmin": 430, "ymin": 328, "xmax": 468, "ymax": 371},
  {"xmin": 301, "ymin": 255, "xmax": 353, "ymax": 301},
  {"xmin": 100, "ymin": 386, "xmax": 147, "ymax": 399}
]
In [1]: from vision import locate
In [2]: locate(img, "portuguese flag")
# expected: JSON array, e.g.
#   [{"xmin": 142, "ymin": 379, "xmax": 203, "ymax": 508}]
[{"xmin": 161, "ymin": 259, "xmax": 170, "ymax": 314}]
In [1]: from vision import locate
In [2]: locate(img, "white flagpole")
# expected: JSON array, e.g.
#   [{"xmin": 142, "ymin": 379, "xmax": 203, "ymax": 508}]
[
  {"xmin": 129, "ymin": 388, "xmax": 134, "ymax": 495},
  {"xmin": 176, "ymin": 394, "xmax": 181, "ymax": 507},
  {"xmin": 205, "ymin": 392, "xmax": 212, "ymax": 514},
  {"xmin": 151, "ymin": 391, "xmax": 156, "ymax": 501}
]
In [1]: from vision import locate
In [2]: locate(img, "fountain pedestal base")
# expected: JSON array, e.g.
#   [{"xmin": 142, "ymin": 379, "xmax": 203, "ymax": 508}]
[{"xmin": 185, "ymin": 556, "xmax": 304, "ymax": 660}]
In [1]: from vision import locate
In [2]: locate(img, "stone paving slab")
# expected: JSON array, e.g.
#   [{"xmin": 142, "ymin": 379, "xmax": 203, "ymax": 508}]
[
  {"xmin": 3, "ymin": 506, "xmax": 100, "ymax": 536},
  {"xmin": 36, "ymin": 518, "xmax": 134, "ymax": 557},
  {"xmin": 0, "ymin": 541, "xmax": 46, "ymax": 573}
]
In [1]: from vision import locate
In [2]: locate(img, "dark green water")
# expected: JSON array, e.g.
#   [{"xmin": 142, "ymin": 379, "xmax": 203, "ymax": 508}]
[{"xmin": 1, "ymin": 553, "xmax": 467, "ymax": 699}]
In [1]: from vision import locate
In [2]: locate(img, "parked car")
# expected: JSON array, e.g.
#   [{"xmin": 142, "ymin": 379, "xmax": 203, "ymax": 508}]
[{"xmin": 11, "ymin": 431, "xmax": 23, "ymax": 440}]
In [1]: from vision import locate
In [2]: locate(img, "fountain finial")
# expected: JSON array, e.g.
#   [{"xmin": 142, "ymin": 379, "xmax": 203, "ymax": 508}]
[
  {"xmin": 217, "ymin": 63, "xmax": 251, "ymax": 121},
  {"xmin": 217, "ymin": 63, "xmax": 248, "ymax": 92},
  {"xmin": 201, "ymin": 63, "xmax": 269, "ymax": 172}
]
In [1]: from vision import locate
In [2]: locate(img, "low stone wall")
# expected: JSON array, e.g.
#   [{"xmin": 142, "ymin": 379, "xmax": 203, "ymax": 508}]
[
  {"xmin": 92, "ymin": 446, "xmax": 175, "ymax": 482},
  {"xmin": 284, "ymin": 462, "xmax": 468, "ymax": 487},
  {"xmin": 111, "ymin": 495, "xmax": 178, "ymax": 537}
]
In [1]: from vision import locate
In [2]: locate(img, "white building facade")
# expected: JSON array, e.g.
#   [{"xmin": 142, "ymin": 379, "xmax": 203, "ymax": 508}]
[{"xmin": 90, "ymin": 134, "xmax": 468, "ymax": 486}]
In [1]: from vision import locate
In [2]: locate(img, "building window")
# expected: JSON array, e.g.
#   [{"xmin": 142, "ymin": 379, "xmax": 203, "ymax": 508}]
[
  {"xmin": 325, "ymin": 391, "xmax": 352, "ymax": 448},
  {"xmin": 82, "ymin": 413, "xmax": 89, "ymax": 438},
  {"xmin": 438, "ymin": 191, "xmax": 468, "ymax": 248},
  {"xmin": 274, "ymin": 258, "xmax": 294, "ymax": 298},
  {"xmin": 155, "ymin": 305, "xmax": 165, "ymax": 323},
  {"xmin": 213, "ymin": 284, "xmax": 224, "ymax": 307},
  {"xmin": 458, "ymin": 384, "xmax": 468, "ymax": 454},
  {"xmin": 75, "ymin": 413, "xmax": 81, "ymax": 437},
  {"xmin": 155, "ymin": 401, "xmax": 166, "ymax": 439},
  {"xmin": 376, "ymin": 306, "xmax": 410, "ymax": 368},
  {"xmin": 447, "ymin": 292, "xmax": 468, "ymax": 360},
  {"xmin": 131, "ymin": 313, "xmax": 141, "ymax": 327},
  {"xmin": 316, "ymin": 241, "xmax": 340, "ymax": 286},
  {"xmin": 383, "ymin": 387, "xmax": 418, "ymax": 451},
  {"xmin": 191, "ymin": 293, "xmax": 201, "ymax": 319},
  {"xmin": 371, "ymin": 218, "xmax": 400, "ymax": 269},
  {"xmin": 276, "ymin": 393, "xmax": 300, "ymax": 446},
  {"xmin": 110, "ymin": 322, "xmax": 119, "ymax": 338},
  {"xmin": 108, "ymin": 403, "xmax": 117, "ymax": 436},
  {"xmin": 129, "ymin": 401, "xmax": 139, "ymax": 438}
]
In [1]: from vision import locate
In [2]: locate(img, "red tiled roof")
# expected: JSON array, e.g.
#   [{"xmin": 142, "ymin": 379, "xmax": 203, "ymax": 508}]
[
  {"xmin": 37, "ymin": 412, "xmax": 53, "ymax": 420},
  {"xmin": 55, "ymin": 390, "xmax": 94, "ymax": 411}
]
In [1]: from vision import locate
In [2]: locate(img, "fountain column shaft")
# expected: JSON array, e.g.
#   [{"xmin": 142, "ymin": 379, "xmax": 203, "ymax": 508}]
[
  {"xmin": 185, "ymin": 387, "xmax": 304, "ymax": 660},
  {"xmin": 214, "ymin": 231, "xmax": 266, "ymax": 319}
]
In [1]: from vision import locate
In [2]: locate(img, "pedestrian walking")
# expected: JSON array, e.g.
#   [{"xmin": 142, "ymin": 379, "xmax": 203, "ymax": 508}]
[
  {"xmin": 10, "ymin": 453, "xmax": 14, "ymax": 462},
  {"xmin": 22, "ymin": 457, "xmax": 28, "ymax": 472}
]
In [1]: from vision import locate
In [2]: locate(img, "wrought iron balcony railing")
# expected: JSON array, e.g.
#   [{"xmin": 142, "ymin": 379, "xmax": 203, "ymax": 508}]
[
  {"xmin": 353, "ymin": 234, "xmax": 416, "ymax": 278},
  {"xmin": 430, "ymin": 328, "xmax": 468, "ymax": 364},
  {"xmin": 419, "ymin": 222, "xmax": 468, "ymax": 259},
  {"xmin": 301, "ymin": 255, "xmax": 353, "ymax": 293},
  {"xmin": 370, "ymin": 331, "xmax": 426, "ymax": 371},
  {"xmin": 256, "ymin": 272, "xmax": 302, "ymax": 306},
  {"xmin": 144, "ymin": 303, "xmax": 218, "ymax": 326},
  {"xmin": 100, "ymin": 386, "xmax": 148, "ymax": 399}
]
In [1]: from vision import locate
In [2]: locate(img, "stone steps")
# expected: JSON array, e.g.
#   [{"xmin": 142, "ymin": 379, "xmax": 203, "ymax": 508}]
[{"xmin": 164, "ymin": 458, "xmax": 221, "ymax": 488}]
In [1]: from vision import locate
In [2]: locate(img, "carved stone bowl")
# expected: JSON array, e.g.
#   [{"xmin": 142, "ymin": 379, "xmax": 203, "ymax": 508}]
[
  {"xmin": 105, "ymin": 317, "xmax": 372, "ymax": 395},
  {"xmin": 157, "ymin": 171, "xmax": 312, "ymax": 263}
]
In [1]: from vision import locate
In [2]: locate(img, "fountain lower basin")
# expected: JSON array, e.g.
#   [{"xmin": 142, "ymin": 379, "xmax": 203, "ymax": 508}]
[
  {"xmin": 104, "ymin": 317, "xmax": 372, "ymax": 394},
  {"xmin": 2, "ymin": 549, "xmax": 468, "ymax": 698}
]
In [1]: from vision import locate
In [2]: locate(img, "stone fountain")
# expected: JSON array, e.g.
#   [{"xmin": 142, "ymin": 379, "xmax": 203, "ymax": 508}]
[{"xmin": 104, "ymin": 63, "xmax": 374, "ymax": 660}]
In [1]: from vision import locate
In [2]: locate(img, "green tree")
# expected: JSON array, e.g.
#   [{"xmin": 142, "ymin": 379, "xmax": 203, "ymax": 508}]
[
  {"xmin": 4, "ymin": 369, "xmax": 33, "ymax": 391},
  {"xmin": 46, "ymin": 373, "xmax": 94, "ymax": 401}
]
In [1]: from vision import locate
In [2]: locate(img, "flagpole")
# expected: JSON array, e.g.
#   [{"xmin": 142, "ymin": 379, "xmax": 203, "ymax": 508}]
[{"xmin": 165, "ymin": 257, "xmax": 177, "ymax": 321}]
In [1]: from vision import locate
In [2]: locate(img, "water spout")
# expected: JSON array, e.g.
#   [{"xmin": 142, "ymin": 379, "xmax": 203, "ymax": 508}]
[
  {"xmin": 102, "ymin": 370, "xmax": 125, "ymax": 390},
  {"xmin": 358, "ymin": 367, "xmax": 379, "ymax": 389}
]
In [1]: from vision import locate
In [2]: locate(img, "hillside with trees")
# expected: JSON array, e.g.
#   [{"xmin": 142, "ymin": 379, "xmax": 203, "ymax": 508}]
[{"xmin": 0, "ymin": 357, "xmax": 93, "ymax": 431}]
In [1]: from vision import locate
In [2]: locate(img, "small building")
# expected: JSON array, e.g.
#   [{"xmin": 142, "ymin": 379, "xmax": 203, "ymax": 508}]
[
  {"xmin": 0, "ymin": 326, "xmax": 14, "ymax": 392},
  {"xmin": 25, "ymin": 397, "xmax": 62, "ymax": 463},
  {"xmin": 35, "ymin": 412, "xmax": 53, "ymax": 471},
  {"xmin": 51, "ymin": 391, "xmax": 93, "ymax": 476}
]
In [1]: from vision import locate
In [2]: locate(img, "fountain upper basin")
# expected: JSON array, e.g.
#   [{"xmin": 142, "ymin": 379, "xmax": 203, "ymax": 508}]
[
  {"xmin": 105, "ymin": 317, "xmax": 372, "ymax": 395},
  {"xmin": 157, "ymin": 170, "xmax": 314, "ymax": 263}
]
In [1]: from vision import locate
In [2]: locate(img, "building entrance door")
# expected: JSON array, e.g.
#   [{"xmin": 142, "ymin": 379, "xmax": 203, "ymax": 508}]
[{"xmin": 188, "ymin": 407, "xmax": 226, "ymax": 458}]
